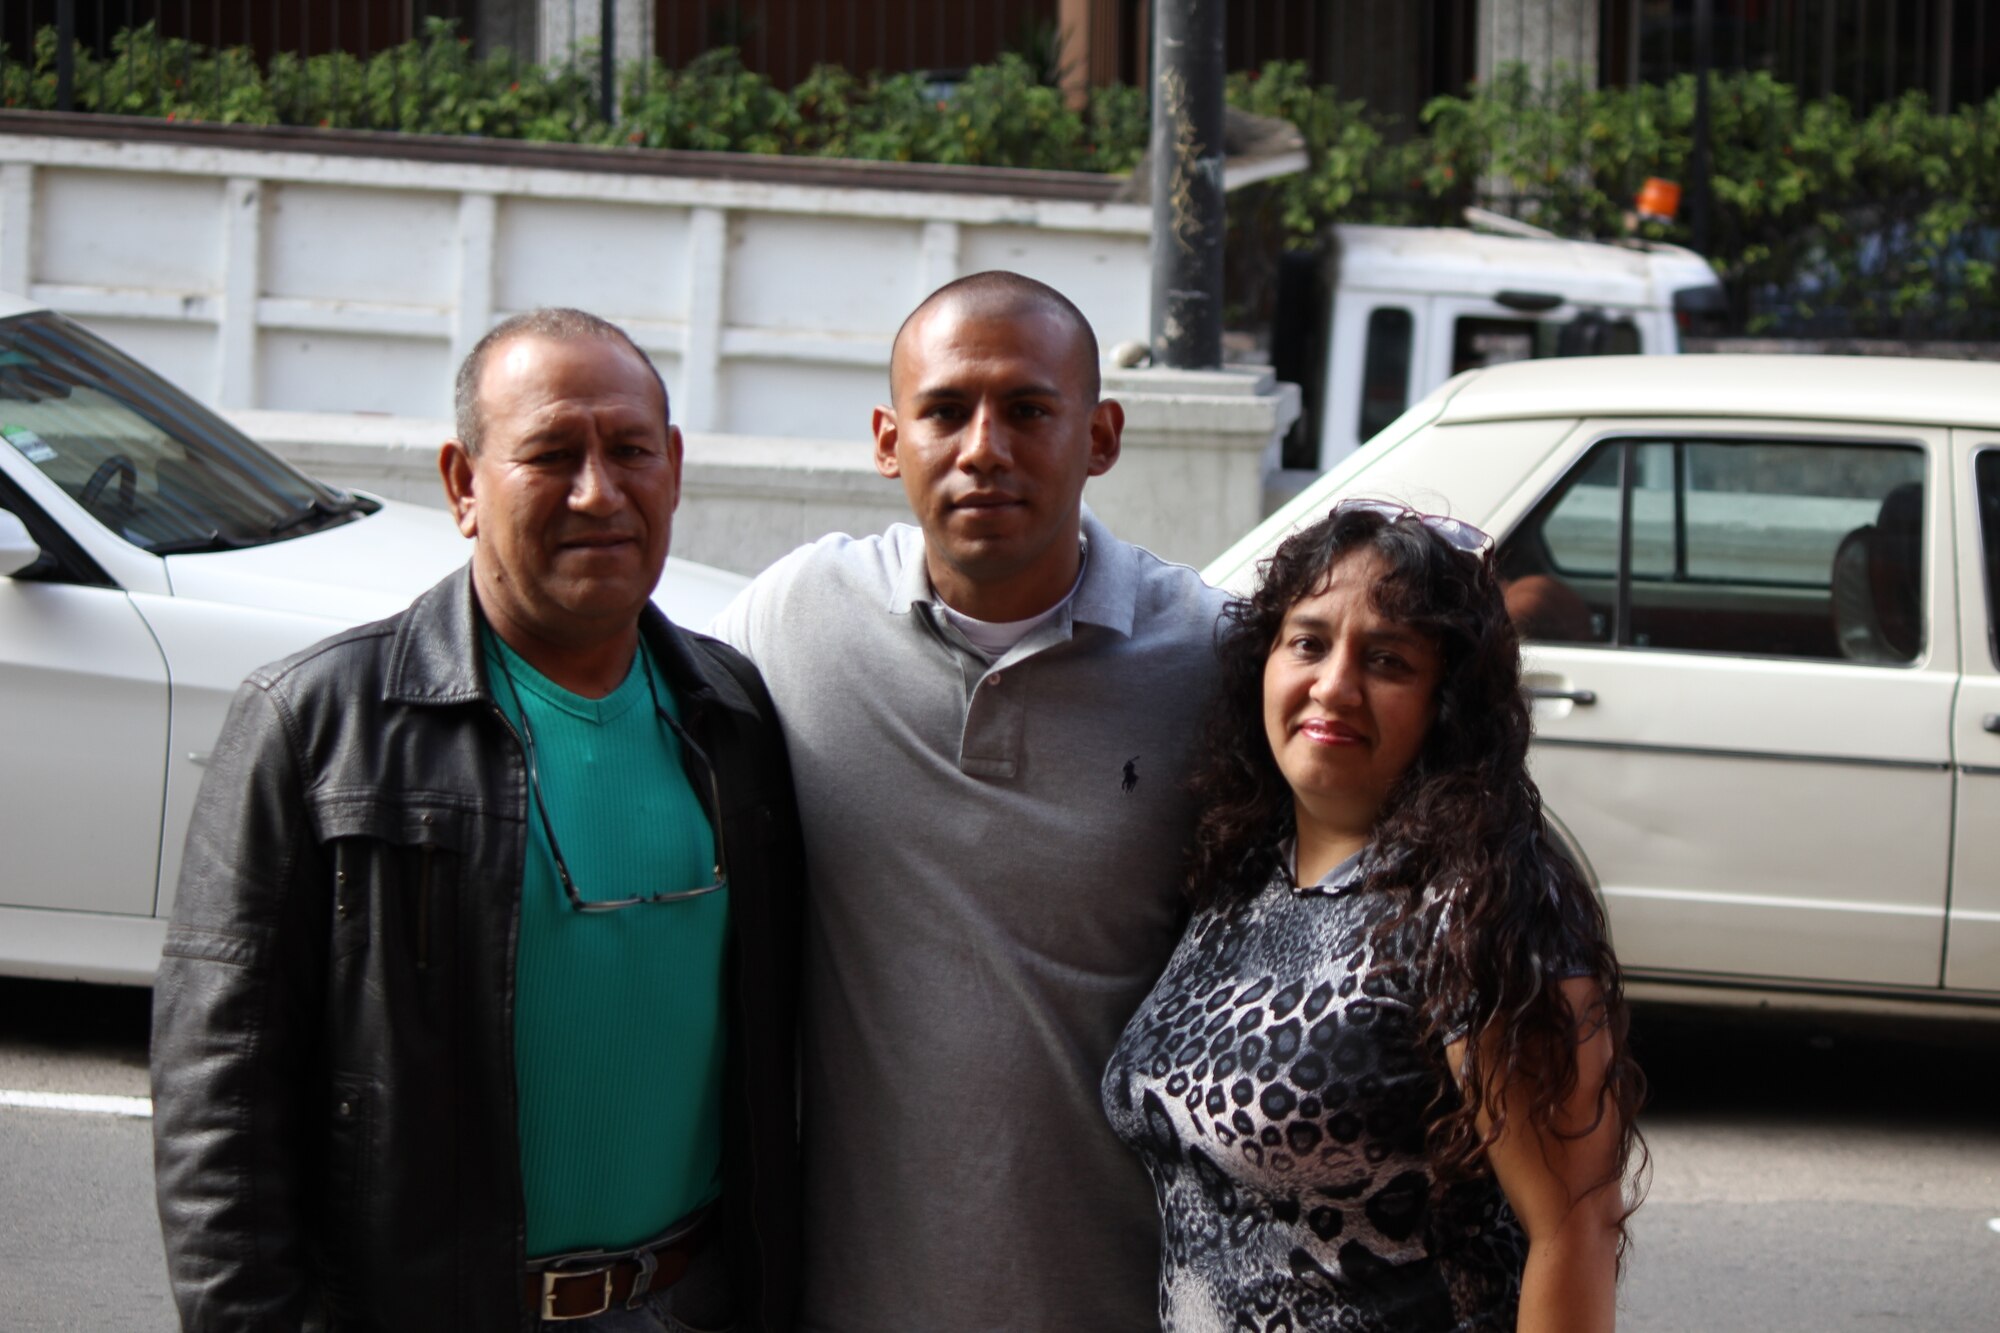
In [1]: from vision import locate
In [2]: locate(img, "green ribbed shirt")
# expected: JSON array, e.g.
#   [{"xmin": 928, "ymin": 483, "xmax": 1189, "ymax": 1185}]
[{"xmin": 485, "ymin": 634, "xmax": 727, "ymax": 1258}]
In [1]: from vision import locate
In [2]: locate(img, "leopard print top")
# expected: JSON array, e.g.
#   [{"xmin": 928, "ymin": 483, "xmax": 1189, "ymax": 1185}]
[{"xmin": 1101, "ymin": 851, "xmax": 1527, "ymax": 1333}]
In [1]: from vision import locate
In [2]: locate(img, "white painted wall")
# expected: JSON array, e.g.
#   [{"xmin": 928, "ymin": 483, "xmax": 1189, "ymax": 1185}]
[
  {"xmin": 3, "ymin": 126, "xmax": 1297, "ymax": 570},
  {"xmin": 226, "ymin": 361, "xmax": 1299, "ymax": 577},
  {"xmin": 0, "ymin": 131, "xmax": 1152, "ymax": 439}
]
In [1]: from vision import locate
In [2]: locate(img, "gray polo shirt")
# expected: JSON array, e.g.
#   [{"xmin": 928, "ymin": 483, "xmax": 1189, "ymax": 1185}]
[{"xmin": 712, "ymin": 510, "xmax": 1225, "ymax": 1331}]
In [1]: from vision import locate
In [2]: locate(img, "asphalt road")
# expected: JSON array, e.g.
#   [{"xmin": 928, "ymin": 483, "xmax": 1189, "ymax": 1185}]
[
  {"xmin": 1617, "ymin": 1000, "xmax": 2000, "ymax": 1331},
  {"xmin": 2, "ymin": 977, "xmax": 1997, "ymax": 1331}
]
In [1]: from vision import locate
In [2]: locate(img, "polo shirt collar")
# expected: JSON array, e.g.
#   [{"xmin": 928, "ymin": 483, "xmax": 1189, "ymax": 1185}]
[
  {"xmin": 887, "ymin": 524, "xmax": 933, "ymax": 615},
  {"xmin": 887, "ymin": 506, "xmax": 1138, "ymax": 640},
  {"xmin": 1071, "ymin": 507, "xmax": 1137, "ymax": 637}
]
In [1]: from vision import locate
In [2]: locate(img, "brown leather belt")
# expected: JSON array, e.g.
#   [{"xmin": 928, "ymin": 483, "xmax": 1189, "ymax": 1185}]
[{"xmin": 524, "ymin": 1208, "xmax": 717, "ymax": 1322}]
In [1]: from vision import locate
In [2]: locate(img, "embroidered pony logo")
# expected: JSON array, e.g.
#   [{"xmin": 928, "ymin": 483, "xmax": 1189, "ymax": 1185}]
[{"xmin": 1121, "ymin": 756, "xmax": 1140, "ymax": 794}]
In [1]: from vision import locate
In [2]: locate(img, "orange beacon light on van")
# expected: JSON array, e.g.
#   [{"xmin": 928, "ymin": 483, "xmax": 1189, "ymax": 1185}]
[{"xmin": 1636, "ymin": 177, "xmax": 1683, "ymax": 222}]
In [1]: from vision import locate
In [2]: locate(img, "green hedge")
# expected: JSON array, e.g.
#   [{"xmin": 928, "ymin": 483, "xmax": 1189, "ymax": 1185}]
[
  {"xmin": 6, "ymin": 22, "xmax": 1996, "ymax": 334},
  {"xmin": 1230, "ymin": 61, "xmax": 2000, "ymax": 335},
  {"xmin": 0, "ymin": 21, "xmax": 1147, "ymax": 172}
]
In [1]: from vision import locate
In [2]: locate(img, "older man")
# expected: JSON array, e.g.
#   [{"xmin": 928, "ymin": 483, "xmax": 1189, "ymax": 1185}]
[
  {"xmin": 713, "ymin": 272, "xmax": 1225, "ymax": 1330},
  {"xmin": 152, "ymin": 309, "xmax": 803, "ymax": 1332}
]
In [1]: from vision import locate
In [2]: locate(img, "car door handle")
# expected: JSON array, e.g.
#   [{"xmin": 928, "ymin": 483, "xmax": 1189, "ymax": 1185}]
[
  {"xmin": 1528, "ymin": 687, "xmax": 1597, "ymax": 706},
  {"xmin": 1984, "ymin": 713, "xmax": 2000, "ymax": 735}
]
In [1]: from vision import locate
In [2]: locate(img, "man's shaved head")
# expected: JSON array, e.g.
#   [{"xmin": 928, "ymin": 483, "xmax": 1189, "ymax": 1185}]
[{"xmin": 890, "ymin": 271, "xmax": 1101, "ymax": 403}]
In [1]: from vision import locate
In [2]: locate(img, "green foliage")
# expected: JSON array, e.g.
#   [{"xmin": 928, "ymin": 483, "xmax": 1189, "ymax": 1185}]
[
  {"xmin": 5, "ymin": 25, "xmax": 1993, "ymax": 335},
  {"xmin": 0, "ymin": 19, "xmax": 599, "ymax": 134},
  {"xmin": 610, "ymin": 48, "xmax": 1139, "ymax": 171},
  {"xmin": 1226, "ymin": 59, "xmax": 2000, "ymax": 336},
  {"xmin": 0, "ymin": 23, "xmax": 281, "ymax": 122},
  {"xmin": 0, "ymin": 23, "xmax": 1139, "ymax": 173},
  {"xmin": 617, "ymin": 47, "xmax": 797, "ymax": 153},
  {"xmin": 1225, "ymin": 63, "xmax": 1402, "ymax": 235}
]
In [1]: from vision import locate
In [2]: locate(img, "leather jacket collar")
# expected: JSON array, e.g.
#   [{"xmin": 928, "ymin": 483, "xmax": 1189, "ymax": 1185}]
[{"xmin": 383, "ymin": 564, "xmax": 760, "ymax": 720}]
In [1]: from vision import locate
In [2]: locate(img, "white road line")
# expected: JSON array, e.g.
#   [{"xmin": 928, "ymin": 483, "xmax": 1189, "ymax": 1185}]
[
  {"xmin": 1987, "ymin": 1218, "xmax": 2000, "ymax": 1236},
  {"xmin": 0, "ymin": 1089, "xmax": 152, "ymax": 1118}
]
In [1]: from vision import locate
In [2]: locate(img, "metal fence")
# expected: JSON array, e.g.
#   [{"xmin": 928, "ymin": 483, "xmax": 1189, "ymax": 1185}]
[
  {"xmin": 10, "ymin": 2, "xmax": 1988, "ymax": 103},
  {"xmin": 0, "ymin": 2, "xmax": 477, "ymax": 74},
  {"xmin": 1612, "ymin": 0, "xmax": 1996, "ymax": 116},
  {"xmin": 1, "ymin": 1, "xmax": 486, "ymax": 122},
  {"xmin": 652, "ymin": 1, "xmax": 1062, "ymax": 86}
]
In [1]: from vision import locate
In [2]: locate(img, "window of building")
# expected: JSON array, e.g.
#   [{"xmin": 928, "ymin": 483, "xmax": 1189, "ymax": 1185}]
[{"xmin": 1499, "ymin": 437, "xmax": 1927, "ymax": 663}]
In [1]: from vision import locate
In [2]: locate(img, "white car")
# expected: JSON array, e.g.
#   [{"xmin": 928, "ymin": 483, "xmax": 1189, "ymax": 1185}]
[
  {"xmin": 1208, "ymin": 354, "xmax": 2000, "ymax": 1007},
  {"xmin": 0, "ymin": 298, "xmax": 746, "ymax": 984}
]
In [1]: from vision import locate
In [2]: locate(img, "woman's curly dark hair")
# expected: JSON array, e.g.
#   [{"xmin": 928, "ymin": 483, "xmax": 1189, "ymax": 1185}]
[{"xmin": 1187, "ymin": 501, "xmax": 1646, "ymax": 1250}]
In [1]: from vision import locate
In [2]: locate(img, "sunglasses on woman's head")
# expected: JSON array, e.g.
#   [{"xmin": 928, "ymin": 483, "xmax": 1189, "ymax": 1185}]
[{"xmin": 1329, "ymin": 498, "xmax": 1493, "ymax": 554}]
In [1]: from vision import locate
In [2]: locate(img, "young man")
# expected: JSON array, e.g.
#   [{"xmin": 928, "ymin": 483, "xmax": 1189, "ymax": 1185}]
[
  {"xmin": 713, "ymin": 272, "xmax": 1225, "ymax": 1330},
  {"xmin": 152, "ymin": 310, "xmax": 803, "ymax": 1331}
]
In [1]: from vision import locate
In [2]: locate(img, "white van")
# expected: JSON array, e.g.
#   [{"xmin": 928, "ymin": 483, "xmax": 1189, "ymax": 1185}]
[{"xmin": 1275, "ymin": 220, "xmax": 1726, "ymax": 471}]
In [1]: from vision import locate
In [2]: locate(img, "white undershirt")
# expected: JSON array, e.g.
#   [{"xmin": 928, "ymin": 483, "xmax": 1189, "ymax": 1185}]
[{"xmin": 936, "ymin": 545, "xmax": 1088, "ymax": 659}]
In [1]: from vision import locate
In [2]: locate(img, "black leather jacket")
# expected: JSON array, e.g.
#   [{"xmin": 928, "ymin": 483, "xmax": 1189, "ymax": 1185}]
[{"xmin": 151, "ymin": 567, "xmax": 803, "ymax": 1332}]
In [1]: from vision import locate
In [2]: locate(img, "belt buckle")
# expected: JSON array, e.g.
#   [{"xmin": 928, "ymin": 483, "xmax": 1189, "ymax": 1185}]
[
  {"xmin": 540, "ymin": 1264, "xmax": 614, "ymax": 1322},
  {"xmin": 626, "ymin": 1247, "xmax": 660, "ymax": 1309}
]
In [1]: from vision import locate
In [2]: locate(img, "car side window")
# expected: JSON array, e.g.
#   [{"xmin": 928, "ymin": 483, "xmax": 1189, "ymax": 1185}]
[
  {"xmin": 1500, "ymin": 437, "xmax": 1926, "ymax": 663},
  {"xmin": 1451, "ymin": 314, "xmax": 1641, "ymax": 376},
  {"xmin": 1977, "ymin": 450, "xmax": 2000, "ymax": 669},
  {"xmin": 1452, "ymin": 317, "xmax": 1539, "ymax": 375},
  {"xmin": 1358, "ymin": 307, "xmax": 1413, "ymax": 443},
  {"xmin": 1500, "ymin": 446, "xmax": 1618, "ymax": 643}
]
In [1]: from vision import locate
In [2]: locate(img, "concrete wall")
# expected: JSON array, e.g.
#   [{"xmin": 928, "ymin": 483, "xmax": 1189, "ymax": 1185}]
[
  {"xmin": 1480, "ymin": 0, "xmax": 1599, "ymax": 86},
  {"xmin": 536, "ymin": 0, "xmax": 654, "ymax": 78},
  {"xmin": 228, "ymin": 362, "xmax": 1299, "ymax": 576},
  {"xmin": 231, "ymin": 408, "xmax": 911, "ymax": 576}
]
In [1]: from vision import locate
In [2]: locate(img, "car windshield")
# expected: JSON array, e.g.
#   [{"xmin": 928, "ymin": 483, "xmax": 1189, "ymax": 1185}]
[{"xmin": 0, "ymin": 311, "xmax": 364, "ymax": 554}]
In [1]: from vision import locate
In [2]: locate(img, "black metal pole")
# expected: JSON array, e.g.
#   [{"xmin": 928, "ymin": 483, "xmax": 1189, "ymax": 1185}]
[
  {"xmin": 600, "ymin": 0, "xmax": 616, "ymax": 123},
  {"xmin": 1691, "ymin": 0, "xmax": 1714, "ymax": 258},
  {"xmin": 1148, "ymin": 0, "xmax": 1225, "ymax": 370},
  {"xmin": 56, "ymin": 0, "xmax": 77, "ymax": 111},
  {"xmin": 1935, "ymin": 0, "xmax": 1954, "ymax": 114}
]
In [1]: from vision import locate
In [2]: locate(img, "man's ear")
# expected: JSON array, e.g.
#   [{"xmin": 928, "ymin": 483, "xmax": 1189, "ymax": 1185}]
[
  {"xmin": 1086, "ymin": 398, "xmax": 1124, "ymax": 478},
  {"xmin": 665, "ymin": 424, "xmax": 685, "ymax": 514},
  {"xmin": 871, "ymin": 405, "xmax": 902, "ymax": 479},
  {"xmin": 438, "ymin": 440, "xmax": 479, "ymax": 538}
]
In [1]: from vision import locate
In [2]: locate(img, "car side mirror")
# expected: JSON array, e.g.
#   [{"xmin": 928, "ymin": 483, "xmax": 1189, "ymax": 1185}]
[{"xmin": 0, "ymin": 508, "xmax": 42, "ymax": 577}]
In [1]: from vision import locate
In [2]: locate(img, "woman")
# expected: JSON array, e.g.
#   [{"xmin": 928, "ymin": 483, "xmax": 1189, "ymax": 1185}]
[{"xmin": 1103, "ymin": 500, "xmax": 1643, "ymax": 1332}]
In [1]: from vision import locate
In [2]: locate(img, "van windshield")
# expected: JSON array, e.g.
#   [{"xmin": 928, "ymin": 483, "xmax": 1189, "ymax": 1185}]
[{"xmin": 0, "ymin": 311, "xmax": 365, "ymax": 554}]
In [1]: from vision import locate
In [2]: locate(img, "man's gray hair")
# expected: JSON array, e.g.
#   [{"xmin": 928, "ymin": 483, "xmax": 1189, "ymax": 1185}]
[{"xmin": 452, "ymin": 308, "xmax": 669, "ymax": 453}]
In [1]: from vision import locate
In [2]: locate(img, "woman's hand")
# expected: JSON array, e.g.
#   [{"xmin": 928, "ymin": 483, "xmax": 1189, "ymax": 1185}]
[{"xmin": 1446, "ymin": 976, "xmax": 1627, "ymax": 1333}]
